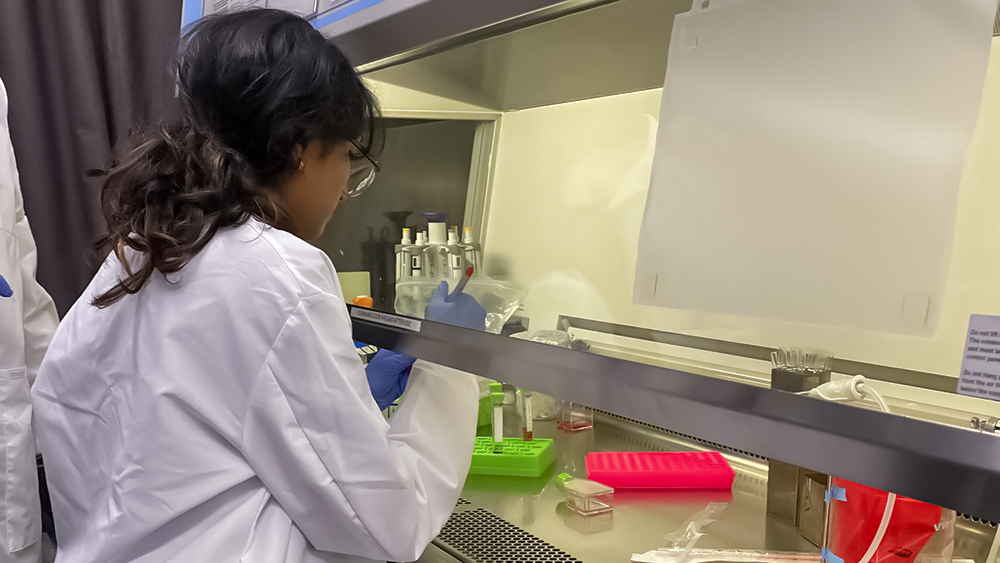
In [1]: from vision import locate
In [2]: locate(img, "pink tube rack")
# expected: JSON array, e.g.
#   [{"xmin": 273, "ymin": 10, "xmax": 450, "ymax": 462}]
[{"xmin": 585, "ymin": 451, "xmax": 735, "ymax": 490}]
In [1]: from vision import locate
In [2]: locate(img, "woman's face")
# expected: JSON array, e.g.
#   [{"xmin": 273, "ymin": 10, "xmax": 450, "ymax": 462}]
[{"xmin": 279, "ymin": 140, "xmax": 352, "ymax": 242}]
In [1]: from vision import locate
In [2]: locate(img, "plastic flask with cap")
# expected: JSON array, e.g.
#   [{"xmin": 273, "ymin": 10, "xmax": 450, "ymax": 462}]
[{"xmin": 556, "ymin": 473, "xmax": 614, "ymax": 516}]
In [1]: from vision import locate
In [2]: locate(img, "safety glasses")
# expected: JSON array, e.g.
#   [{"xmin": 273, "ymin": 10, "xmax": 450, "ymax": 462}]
[{"xmin": 346, "ymin": 140, "xmax": 381, "ymax": 198}]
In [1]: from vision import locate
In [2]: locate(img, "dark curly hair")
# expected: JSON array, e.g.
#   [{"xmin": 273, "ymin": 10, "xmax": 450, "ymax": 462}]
[{"xmin": 93, "ymin": 8, "xmax": 379, "ymax": 307}]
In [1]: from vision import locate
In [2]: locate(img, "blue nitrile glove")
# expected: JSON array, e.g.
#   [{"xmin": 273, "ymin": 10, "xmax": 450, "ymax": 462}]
[
  {"xmin": 365, "ymin": 349, "xmax": 416, "ymax": 410},
  {"xmin": 424, "ymin": 281, "xmax": 487, "ymax": 331}
]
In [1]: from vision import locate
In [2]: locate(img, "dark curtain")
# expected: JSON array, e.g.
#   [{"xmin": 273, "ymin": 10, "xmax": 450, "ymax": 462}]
[{"xmin": 0, "ymin": 1, "xmax": 183, "ymax": 315}]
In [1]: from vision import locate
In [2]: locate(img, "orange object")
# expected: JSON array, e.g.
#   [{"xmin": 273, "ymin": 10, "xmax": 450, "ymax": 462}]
[{"xmin": 352, "ymin": 296, "xmax": 374, "ymax": 308}]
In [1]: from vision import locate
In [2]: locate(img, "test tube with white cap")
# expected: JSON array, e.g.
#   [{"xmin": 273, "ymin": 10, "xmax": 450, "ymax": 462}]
[
  {"xmin": 489, "ymin": 382, "xmax": 504, "ymax": 452},
  {"xmin": 447, "ymin": 229, "xmax": 463, "ymax": 277},
  {"xmin": 412, "ymin": 231, "xmax": 425, "ymax": 277},
  {"xmin": 522, "ymin": 390, "xmax": 533, "ymax": 441},
  {"xmin": 462, "ymin": 227, "xmax": 474, "ymax": 267}
]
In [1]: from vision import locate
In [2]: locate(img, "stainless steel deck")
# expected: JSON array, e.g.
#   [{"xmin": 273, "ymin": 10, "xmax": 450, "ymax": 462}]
[{"xmin": 424, "ymin": 414, "xmax": 994, "ymax": 562}]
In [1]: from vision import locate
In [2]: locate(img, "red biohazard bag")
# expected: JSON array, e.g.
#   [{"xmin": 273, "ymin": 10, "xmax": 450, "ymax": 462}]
[{"xmin": 828, "ymin": 478, "xmax": 943, "ymax": 563}]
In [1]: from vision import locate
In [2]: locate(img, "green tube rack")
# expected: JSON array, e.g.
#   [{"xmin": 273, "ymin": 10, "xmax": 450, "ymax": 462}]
[{"xmin": 469, "ymin": 437, "xmax": 556, "ymax": 477}]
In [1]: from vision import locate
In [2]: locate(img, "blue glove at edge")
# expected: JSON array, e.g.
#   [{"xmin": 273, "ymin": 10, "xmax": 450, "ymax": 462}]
[
  {"xmin": 424, "ymin": 281, "xmax": 487, "ymax": 331},
  {"xmin": 365, "ymin": 349, "xmax": 416, "ymax": 410}
]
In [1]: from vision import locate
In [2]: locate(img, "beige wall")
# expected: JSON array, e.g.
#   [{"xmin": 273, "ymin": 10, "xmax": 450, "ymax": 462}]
[{"xmin": 482, "ymin": 38, "xmax": 1000, "ymax": 379}]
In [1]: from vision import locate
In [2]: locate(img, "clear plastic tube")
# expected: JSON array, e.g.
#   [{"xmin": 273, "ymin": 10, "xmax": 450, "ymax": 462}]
[{"xmin": 523, "ymin": 390, "xmax": 533, "ymax": 441}]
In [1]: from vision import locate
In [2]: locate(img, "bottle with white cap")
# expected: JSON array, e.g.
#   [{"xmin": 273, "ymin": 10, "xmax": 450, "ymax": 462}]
[
  {"xmin": 462, "ymin": 227, "xmax": 479, "ymax": 270},
  {"xmin": 398, "ymin": 227, "xmax": 412, "ymax": 279},
  {"xmin": 447, "ymin": 228, "xmax": 463, "ymax": 277},
  {"xmin": 427, "ymin": 222, "xmax": 447, "ymax": 245},
  {"xmin": 411, "ymin": 231, "xmax": 425, "ymax": 277},
  {"xmin": 424, "ymin": 221, "xmax": 448, "ymax": 279}
]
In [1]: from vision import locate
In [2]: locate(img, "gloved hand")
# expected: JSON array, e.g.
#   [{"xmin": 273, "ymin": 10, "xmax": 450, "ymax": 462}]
[
  {"xmin": 365, "ymin": 349, "xmax": 416, "ymax": 410},
  {"xmin": 424, "ymin": 281, "xmax": 487, "ymax": 331}
]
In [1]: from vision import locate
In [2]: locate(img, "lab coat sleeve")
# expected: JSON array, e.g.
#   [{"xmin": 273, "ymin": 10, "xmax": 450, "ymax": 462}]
[
  {"xmin": 241, "ymin": 292, "xmax": 479, "ymax": 561},
  {"xmin": 2, "ymin": 81, "xmax": 58, "ymax": 386},
  {"xmin": 12, "ymin": 193, "xmax": 58, "ymax": 387}
]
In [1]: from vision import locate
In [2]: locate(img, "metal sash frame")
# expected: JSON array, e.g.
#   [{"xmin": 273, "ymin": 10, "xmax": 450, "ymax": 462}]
[{"xmin": 351, "ymin": 307, "xmax": 1000, "ymax": 522}]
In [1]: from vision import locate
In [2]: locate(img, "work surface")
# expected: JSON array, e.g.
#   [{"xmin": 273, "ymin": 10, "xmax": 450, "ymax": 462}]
[{"xmin": 425, "ymin": 414, "xmax": 818, "ymax": 563}]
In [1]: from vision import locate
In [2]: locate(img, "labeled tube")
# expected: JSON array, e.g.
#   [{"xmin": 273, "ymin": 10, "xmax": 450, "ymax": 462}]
[
  {"xmin": 462, "ymin": 227, "xmax": 477, "ymax": 269},
  {"xmin": 411, "ymin": 232, "xmax": 425, "ymax": 277},
  {"xmin": 447, "ymin": 229, "xmax": 463, "ymax": 277},
  {"xmin": 523, "ymin": 390, "xmax": 533, "ymax": 441},
  {"xmin": 490, "ymin": 382, "xmax": 505, "ymax": 452},
  {"xmin": 400, "ymin": 228, "xmax": 412, "ymax": 278}
]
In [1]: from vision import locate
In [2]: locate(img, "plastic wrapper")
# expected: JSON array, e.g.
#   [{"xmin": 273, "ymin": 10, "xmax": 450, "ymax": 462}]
[
  {"xmin": 633, "ymin": 550, "xmax": 819, "ymax": 563},
  {"xmin": 826, "ymin": 478, "xmax": 948, "ymax": 563},
  {"xmin": 518, "ymin": 329, "xmax": 572, "ymax": 347},
  {"xmin": 637, "ymin": 502, "xmax": 727, "ymax": 563},
  {"xmin": 510, "ymin": 329, "xmax": 574, "ymax": 347},
  {"xmin": 914, "ymin": 510, "xmax": 956, "ymax": 563},
  {"xmin": 509, "ymin": 330, "xmax": 575, "ymax": 420},
  {"xmin": 394, "ymin": 277, "xmax": 528, "ymax": 334}
]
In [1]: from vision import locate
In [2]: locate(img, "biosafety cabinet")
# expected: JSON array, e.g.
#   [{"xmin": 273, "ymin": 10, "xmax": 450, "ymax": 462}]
[{"xmin": 317, "ymin": 0, "xmax": 1000, "ymax": 560}]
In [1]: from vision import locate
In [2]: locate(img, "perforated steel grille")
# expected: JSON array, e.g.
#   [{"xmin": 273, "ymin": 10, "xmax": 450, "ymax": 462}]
[
  {"xmin": 959, "ymin": 512, "xmax": 997, "ymax": 527},
  {"xmin": 456, "ymin": 497, "xmax": 472, "ymax": 506},
  {"xmin": 437, "ymin": 508, "xmax": 583, "ymax": 563}
]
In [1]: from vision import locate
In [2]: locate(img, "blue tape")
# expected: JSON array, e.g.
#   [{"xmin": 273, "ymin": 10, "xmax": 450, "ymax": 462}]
[
  {"xmin": 825, "ymin": 485, "xmax": 846, "ymax": 504},
  {"xmin": 311, "ymin": 0, "xmax": 386, "ymax": 29},
  {"xmin": 822, "ymin": 549, "xmax": 844, "ymax": 563}
]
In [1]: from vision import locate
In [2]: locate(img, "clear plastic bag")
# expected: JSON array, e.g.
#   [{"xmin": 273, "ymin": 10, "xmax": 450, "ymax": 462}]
[
  {"xmin": 654, "ymin": 502, "xmax": 728, "ymax": 561},
  {"xmin": 394, "ymin": 277, "xmax": 528, "ymax": 334},
  {"xmin": 521, "ymin": 329, "xmax": 572, "ymax": 347},
  {"xmin": 914, "ymin": 510, "xmax": 955, "ymax": 563},
  {"xmin": 509, "ymin": 330, "xmax": 573, "ymax": 420}
]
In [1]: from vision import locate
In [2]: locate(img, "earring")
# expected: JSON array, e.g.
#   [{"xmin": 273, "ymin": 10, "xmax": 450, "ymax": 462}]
[{"xmin": 297, "ymin": 160, "xmax": 305, "ymax": 171}]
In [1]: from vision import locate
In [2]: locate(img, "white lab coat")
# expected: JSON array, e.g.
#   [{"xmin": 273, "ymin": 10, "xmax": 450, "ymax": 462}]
[
  {"xmin": 0, "ymin": 77, "xmax": 60, "ymax": 563},
  {"xmin": 31, "ymin": 218, "xmax": 479, "ymax": 563}
]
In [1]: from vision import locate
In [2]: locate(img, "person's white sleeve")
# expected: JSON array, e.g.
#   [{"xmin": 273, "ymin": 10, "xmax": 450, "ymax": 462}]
[
  {"xmin": 3, "ymin": 82, "xmax": 58, "ymax": 386},
  {"xmin": 241, "ymin": 292, "xmax": 479, "ymax": 561}
]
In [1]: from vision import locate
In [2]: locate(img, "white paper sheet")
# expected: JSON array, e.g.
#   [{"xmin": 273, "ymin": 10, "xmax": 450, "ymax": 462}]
[{"xmin": 634, "ymin": 0, "xmax": 995, "ymax": 335}]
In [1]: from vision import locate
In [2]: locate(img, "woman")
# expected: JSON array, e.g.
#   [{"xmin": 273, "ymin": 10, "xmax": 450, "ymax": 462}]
[{"xmin": 31, "ymin": 9, "xmax": 485, "ymax": 563}]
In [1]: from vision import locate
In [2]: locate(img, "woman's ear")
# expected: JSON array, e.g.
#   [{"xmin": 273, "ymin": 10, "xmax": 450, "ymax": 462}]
[{"xmin": 291, "ymin": 143, "xmax": 305, "ymax": 170}]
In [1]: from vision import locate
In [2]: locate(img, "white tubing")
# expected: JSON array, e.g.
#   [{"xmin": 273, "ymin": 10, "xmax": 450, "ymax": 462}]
[
  {"xmin": 809, "ymin": 377, "xmax": 896, "ymax": 563},
  {"xmin": 857, "ymin": 383, "xmax": 894, "ymax": 563},
  {"xmin": 867, "ymin": 387, "xmax": 890, "ymax": 414},
  {"xmin": 859, "ymin": 492, "xmax": 897, "ymax": 563}
]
